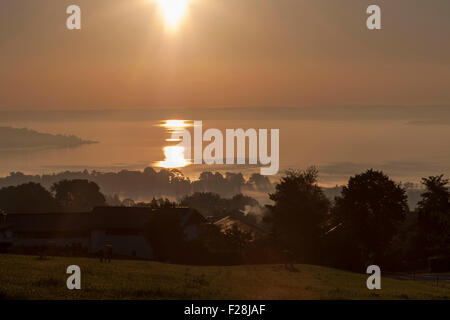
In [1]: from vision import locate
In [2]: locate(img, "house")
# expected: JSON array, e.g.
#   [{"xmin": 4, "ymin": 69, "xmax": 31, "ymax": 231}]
[
  {"xmin": 0, "ymin": 206, "xmax": 205, "ymax": 260},
  {"xmin": 213, "ymin": 215, "xmax": 268, "ymax": 240}
]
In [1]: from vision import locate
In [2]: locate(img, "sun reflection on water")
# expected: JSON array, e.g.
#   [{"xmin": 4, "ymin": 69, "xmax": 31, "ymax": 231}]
[{"xmin": 157, "ymin": 119, "xmax": 191, "ymax": 168}]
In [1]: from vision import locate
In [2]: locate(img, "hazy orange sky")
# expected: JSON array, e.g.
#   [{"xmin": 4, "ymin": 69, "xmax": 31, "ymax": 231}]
[{"xmin": 1, "ymin": 0, "xmax": 450, "ymax": 109}]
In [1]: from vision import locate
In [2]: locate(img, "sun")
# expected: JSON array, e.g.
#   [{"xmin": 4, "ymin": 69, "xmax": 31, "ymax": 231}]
[{"xmin": 153, "ymin": 0, "xmax": 189, "ymax": 29}]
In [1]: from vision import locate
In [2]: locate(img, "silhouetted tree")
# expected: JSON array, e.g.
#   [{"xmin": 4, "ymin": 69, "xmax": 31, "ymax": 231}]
[
  {"xmin": 247, "ymin": 173, "xmax": 273, "ymax": 192},
  {"xmin": 191, "ymin": 171, "xmax": 247, "ymax": 197},
  {"xmin": 331, "ymin": 169, "xmax": 408, "ymax": 268},
  {"xmin": 181, "ymin": 192, "xmax": 224, "ymax": 217},
  {"xmin": 0, "ymin": 182, "xmax": 58, "ymax": 213},
  {"xmin": 265, "ymin": 167, "xmax": 330, "ymax": 263},
  {"xmin": 228, "ymin": 194, "xmax": 258, "ymax": 212},
  {"xmin": 415, "ymin": 175, "xmax": 450, "ymax": 258},
  {"xmin": 139, "ymin": 197, "xmax": 177, "ymax": 209},
  {"xmin": 196, "ymin": 224, "xmax": 235, "ymax": 263},
  {"xmin": 0, "ymin": 168, "xmax": 255, "ymax": 200},
  {"xmin": 180, "ymin": 192, "xmax": 260, "ymax": 218},
  {"xmin": 224, "ymin": 225, "xmax": 253, "ymax": 254},
  {"xmin": 122, "ymin": 198, "xmax": 135, "ymax": 207},
  {"xmin": 51, "ymin": 179, "xmax": 106, "ymax": 212},
  {"xmin": 225, "ymin": 172, "xmax": 246, "ymax": 195}
]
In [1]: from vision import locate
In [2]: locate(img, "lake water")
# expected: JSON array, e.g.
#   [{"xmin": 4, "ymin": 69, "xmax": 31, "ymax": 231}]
[{"xmin": 0, "ymin": 118, "xmax": 449, "ymax": 186}]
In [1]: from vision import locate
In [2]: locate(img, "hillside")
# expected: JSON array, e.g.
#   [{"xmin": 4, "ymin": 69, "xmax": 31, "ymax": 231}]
[
  {"xmin": 0, "ymin": 254, "xmax": 448, "ymax": 300},
  {"xmin": 0, "ymin": 127, "xmax": 96, "ymax": 149}
]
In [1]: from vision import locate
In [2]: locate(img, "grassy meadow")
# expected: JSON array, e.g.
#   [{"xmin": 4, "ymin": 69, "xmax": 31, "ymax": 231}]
[{"xmin": 0, "ymin": 254, "xmax": 448, "ymax": 300}]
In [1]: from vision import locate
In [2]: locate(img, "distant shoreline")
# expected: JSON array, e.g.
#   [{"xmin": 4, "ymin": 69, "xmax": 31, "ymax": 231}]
[{"xmin": 0, "ymin": 126, "xmax": 97, "ymax": 150}]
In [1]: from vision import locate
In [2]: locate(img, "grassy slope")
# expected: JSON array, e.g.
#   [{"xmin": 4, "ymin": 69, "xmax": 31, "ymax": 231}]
[{"xmin": 0, "ymin": 254, "xmax": 448, "ymax": 300}]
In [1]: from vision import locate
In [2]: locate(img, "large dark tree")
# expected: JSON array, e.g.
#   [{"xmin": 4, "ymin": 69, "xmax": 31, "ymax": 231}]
[
  {"xmin": 331, "ymin": 169, "xmax": 408, "ymax": 268},
  {"xmin": 0, "ymin": 182, "xmax": 58, "ymax": 213},
  {"xmin": 51, "ymin": 179, "xmax": 106, "ymax": 212},
  {"xmin": 265, "ymin": 167, "xmax": 330, "ymax": 263},
  {"xmin": 415, "ymin": 175, "xmax": 450, "ymax": 258}
]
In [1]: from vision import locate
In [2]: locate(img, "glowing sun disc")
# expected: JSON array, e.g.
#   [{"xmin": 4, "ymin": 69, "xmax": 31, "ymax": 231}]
[{"xmin": 154, "ymin": 0, "xmax": 189, "ymax": 28}]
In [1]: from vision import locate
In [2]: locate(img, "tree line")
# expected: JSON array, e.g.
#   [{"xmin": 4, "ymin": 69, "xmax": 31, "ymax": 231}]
[
  {"xmin": 0, "ymin": 168, "xmax": 272, "ymax": 199},
  {"xmin": 263, "ymin": 168, "xmax": 449, "ymax": 271},
  {"xmin": 0, "ymin": 179, "xmax": 106, "ymax": 213}
]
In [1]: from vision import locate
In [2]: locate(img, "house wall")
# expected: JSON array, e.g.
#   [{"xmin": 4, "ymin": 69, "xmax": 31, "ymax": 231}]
[
  {"xmin": 90, "ymin": 229, "xmax": 153, "ymax": 259},
  {"xmin": 4, "ymin": 229, "xmax": 153, "ymax": 260},
  {"xmin": 0, "ymin": 207, "xmax": 203, "ymax": 260},
  {"xmin": 12, "ymin": 237, "xmax": 90, "ymax": 248},
  {"xmin": 184, "ymin": 224, "xmax": 199, "ymax": 241}
]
